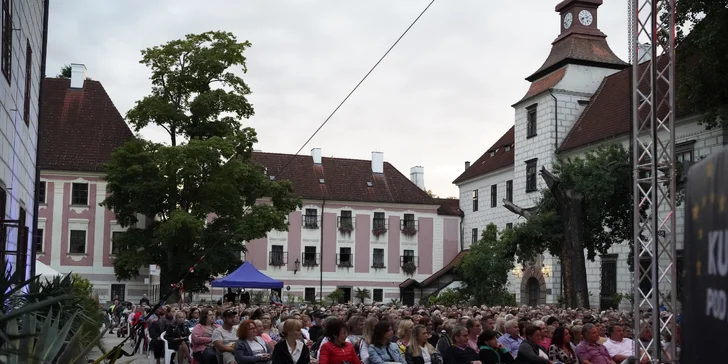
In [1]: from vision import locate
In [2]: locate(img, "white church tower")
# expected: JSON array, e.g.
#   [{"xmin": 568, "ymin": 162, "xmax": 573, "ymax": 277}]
[
  {"xmin": 511, "ymin": 0, "xmax": 627, "ymax": 210},
  {"xmin": 506, "ymin": 0, "xmax": 627, "ymax": 305}
]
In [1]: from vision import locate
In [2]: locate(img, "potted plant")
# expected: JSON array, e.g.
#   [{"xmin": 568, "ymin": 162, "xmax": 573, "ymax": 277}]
[
  {"xmin": 372, "ymin": 225, "xmax": 387, "ymax": 238},
  {"xmin": 402, "ymin": 225, "xmax": 417, "ymax": 237},
  {"xmin": 355, "ymin": 288, "xmax": 371, "ymax": 304},
  {"xmin": 402, "ymin": 261, "xmax": 417, "ymax": 275},
  {"xmin": 339, "ymin": 223, "xmax": 354, "ymax": 235}
]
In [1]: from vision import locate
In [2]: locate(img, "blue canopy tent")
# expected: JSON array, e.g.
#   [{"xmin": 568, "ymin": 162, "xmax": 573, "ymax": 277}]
[{"xmin": 211, "ymin": 261, "xmax": 284, "ymax": 289}]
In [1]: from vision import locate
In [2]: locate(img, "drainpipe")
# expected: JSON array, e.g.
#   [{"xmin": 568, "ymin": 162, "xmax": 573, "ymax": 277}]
[
  {"xmin": 319, "ymin": 199, "xmax": 326, "ymax": 303},
  {"xmin": 30, "ymin": 0, "xmax": 50, "ymax": 279},
  {"xmin": 549, "ymin": 90, "xmax": 559, "ymax": 151}
]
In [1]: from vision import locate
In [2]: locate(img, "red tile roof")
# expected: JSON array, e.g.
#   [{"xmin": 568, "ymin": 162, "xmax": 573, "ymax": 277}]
[
  {"xmin": 452, "ymin": 127, "xmax": 515, "ymax": 184},
  {"xmin": 420, "ymin": 250, "xmax": 468, "ymax": 286},
  {"xmin": 559, "ymin": 55, "xmax": 680, "ymax": 152},
  {"xmin": 516, "ymin": 67, "xmax": 567, "ymax": 105},
  {"xmin": 435, "ymin": 198, "xmax": 463, "ymax": 217},
  {"xmin": 527, "ymin": 35, "xmax": 628, "ymax": 82},
  {"xmin": 252, "ymin": 152, "xmax": 439, "ymax": 205},
  {"xmin": 39, "ymin": 78, "xmax": 134, "ymax": 172}
]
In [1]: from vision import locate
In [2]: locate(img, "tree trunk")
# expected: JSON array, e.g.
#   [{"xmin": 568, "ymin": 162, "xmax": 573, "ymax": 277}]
[
  {"xmin": 540, "ymin": 167, "xmax": 590, "ymax": 309},
  {"xmin": 160, "ymin": 250, "xmax": 180, "ymax": 304}
]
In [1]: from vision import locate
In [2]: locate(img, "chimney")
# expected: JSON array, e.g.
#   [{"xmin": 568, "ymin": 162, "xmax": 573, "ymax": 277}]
[
  {"xmin": 371, "ymin": 151, "xmax": 384, "ymax": 174},
  {"xmin": 70, "ymin": 63, "xmax": 87, "ymax": 89},
  {"xmin": 311, "ymin": 148, "xmax": 322, "ymax": 165},
  {"xmin": 637, "ymin": 43, "xmax": 652, "ymax": 63},
  {"xmin": 410, "ymin": 166, "xmax": 425, "ymax": 190},
  {"xmin": 464, "ymin": 161, "xmax": 471, "ymax": 170}
]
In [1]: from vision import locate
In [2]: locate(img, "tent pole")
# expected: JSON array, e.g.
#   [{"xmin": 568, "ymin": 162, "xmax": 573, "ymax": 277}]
[{"xmin": 320, "ymin": 199, "xmax": 326, "ymax": 303}]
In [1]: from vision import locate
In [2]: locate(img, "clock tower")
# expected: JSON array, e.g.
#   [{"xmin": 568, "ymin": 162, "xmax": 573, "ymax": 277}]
[{"xmin": 526, "ymin": 0, "xmax": 626, "ymax": 82}]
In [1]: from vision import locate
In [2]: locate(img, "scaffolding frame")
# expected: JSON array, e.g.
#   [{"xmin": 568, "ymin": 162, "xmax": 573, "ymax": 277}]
[{"xmin": 630, "ymin": 0, "xmax": 678, "ymax": 362}]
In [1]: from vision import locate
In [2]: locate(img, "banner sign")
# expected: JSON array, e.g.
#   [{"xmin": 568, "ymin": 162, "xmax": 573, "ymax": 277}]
[
  {"xmin": 683, "ymin": 146, "xmax": 728, "ymax": 363},
  {"xmin": 149, "ymin": 264, "xmax": 160, "ymax": 276}
]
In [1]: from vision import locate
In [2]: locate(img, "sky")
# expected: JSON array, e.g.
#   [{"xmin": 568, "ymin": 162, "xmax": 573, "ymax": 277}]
[{"xmin": 46, "ymin": 0, "xmax": 630, "ymax": 198}]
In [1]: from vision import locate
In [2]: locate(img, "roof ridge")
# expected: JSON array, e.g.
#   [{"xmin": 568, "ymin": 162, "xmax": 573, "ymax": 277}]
[{"xmin": 254, "ymin": 151, "xmax": 384, "ymax": 163}]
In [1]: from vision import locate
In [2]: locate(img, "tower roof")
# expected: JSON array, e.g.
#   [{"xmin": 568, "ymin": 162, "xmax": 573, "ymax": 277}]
[{"xmin": 526, "ymin": 0, "xmax": 627, "ymax": 82}]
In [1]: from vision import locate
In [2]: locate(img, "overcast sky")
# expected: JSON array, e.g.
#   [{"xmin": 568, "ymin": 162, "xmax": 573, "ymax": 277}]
[{"xmin": 46, "ymin": 0, "xmax": 629, "ymax": 198}]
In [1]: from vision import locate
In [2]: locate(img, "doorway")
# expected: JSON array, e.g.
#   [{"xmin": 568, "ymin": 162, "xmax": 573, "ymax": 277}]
[
  {"xmin": 527, "ymin": 277, "xmax": 540, "ymax": 306},
  {"xmin": 337, "ymin": 286, "xmax": 352, "ymax": 303}
]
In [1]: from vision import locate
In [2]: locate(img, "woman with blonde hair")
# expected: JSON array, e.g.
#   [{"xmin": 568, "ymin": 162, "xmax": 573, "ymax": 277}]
[
  {"xmin": 404, "ymin": 325, "xmax": 441, "ymax": 364},
  {"xmin": 396, "ymin": 319, "xmax": 414, "ymax": 355},
  {"xmin": 272, "ymin": 319, "xmax": 310, "ymax": 364},
  {"xmin": 359, "ymin": 317, "xmax": 379, "ymax": 364}
]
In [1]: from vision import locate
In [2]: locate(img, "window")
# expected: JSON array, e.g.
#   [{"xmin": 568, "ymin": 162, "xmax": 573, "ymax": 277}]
[
  {"xmin": 506, "ymin": 180, "xmax": 513, "ymax": 202},
  {"xmin": 270, "ymin": 245, "xmax": 285, "ymax": 266},
  {"xmin": 303, "ymin": 208, "xmax": 318, "ymax": 228},
  {"xmin": 402, "ymin": 214, "xmax": 416, "ymax": 229},
  {"xmin": 1, "ymin": 0, "xmax": 11, "ymax": 83},
  {"xmin": 338, "ymin": 210, "xmax": 353, "ymax": 228},
  {"xmin": 490, "ymin": 185, "xmax": 497, "ymax": 208},
  {"xmin": 110, "ymin": 284, "xmax": 125, "ymax": 302},
  {"xmin": 373, "ymin": 289, "xmax": 383, "ymax": 302},
  {"xmin": 71, "ymin": 183, "xmax": 89, "ymax": 205},
  {"xmin": 305, "ymin": 288, "xmax": 316, "ymax": 302},
  {"xmin": 472, "ymin": 228, "xmax": 478, "ymax": 244},
  {"xmin": 16, "ymin": 207, "xmax": 27, "ymax": 281},
  {"xmin": 676, "ymin": 140, "xmax": 695, "ymax": 174},
  {"xmin": 38, "ymin": 181, "xmax": 46, "ymax": 204},
  {"xmin": 472, "ymin": 190, "xmax": 478, "ymax": 211},
  {"xmin": 338, "ymin": 247, "xmax": 352, "ymax": 268},
  {"xmin": 638, "ymin": 258, "xmax": 652, "ymax": 299},
  {"xmin": 0, "ymin": 187, "xmax": 6, "ymax": 263},
  {"xmin": 526, "ymin": 104, "xmax": 538, "ymax": 138},
  {"xmin": 373, "ymin": 212, "xmax": 386, "ymax": 229},
  {"xmin": 402, "ymin": 249, "xmax": 415, "ymax": 265},
  {"xmin": 372, "ymin": 248, "xmax": 385, "ymax": 268},
  {"xmin": 526, "ymin": 159, "xmax": 538, "ymax": 192},
  {"xmin": 303, "ymin": 246, "xmax": 318, "ymax": 266},
  {"xmin": 69, "ymin": 230, "xmax": 86, "ymax": 254},
  {"xmin": 34, "ymin": 228, "xmax": 43, "ymax": 253},
  {"xmin": 23, "ymin": 39, "xmax": 31, "ymax": 124},
  {"xmin": 506, "ymin": 223, "xmax": 513, "ymax": 230},
  {"xmin": 111, "ymin": 231, "xmax": 122, "ymax": 255}
]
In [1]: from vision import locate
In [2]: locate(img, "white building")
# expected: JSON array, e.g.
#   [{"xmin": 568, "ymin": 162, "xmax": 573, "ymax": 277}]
[
  {"xmin": 453, "ymin": 0, "xmax": 725, "ymax": 308},
  {"xmin": 0, "ymin": 0, "xmax": 49, "ymax": 281}
]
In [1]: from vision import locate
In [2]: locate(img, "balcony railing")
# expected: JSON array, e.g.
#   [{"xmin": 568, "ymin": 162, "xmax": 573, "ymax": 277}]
[
  {"xmin": 302, "ymin": 215, "xmax": 320, "ymax": 229},
  {"xmin": 400, "ymin": 219, "xmax": 418, "ymax": 230},
  {"xmin": 336, "ymin": 253, "xmax": 353, "ymax": 268},
  {"xmin": 372, "ymin": 253, "xmax": 385, "ymax": 269},
  {"xmin": 302, "ymin": 252, "xmax": 319, "ymax": 267},
  {"xmin": 269, "ymin": 251, "xmax": 288, "ymax": 266},
  {"xmin": 337, "ymin": 216, "xmax": 355, "ymax": 233},
  {"xmin": 400, "ymin": 255, "xmax": 418, "ymax": 274}
]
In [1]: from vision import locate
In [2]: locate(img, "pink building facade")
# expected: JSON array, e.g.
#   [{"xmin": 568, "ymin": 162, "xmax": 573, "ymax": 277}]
[
  {"xmin": 37, "ymin": 69, "xmax": 152, "ymax": 303},
  {"xmin": 216, "ymin": 149, "xmax": 463, "ymax": 305}
]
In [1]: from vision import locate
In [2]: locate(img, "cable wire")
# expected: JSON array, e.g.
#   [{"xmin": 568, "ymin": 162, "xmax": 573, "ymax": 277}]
[
  {"xmin": 278, "ymin": 0, "xmax": 436, "ymax": 173},
  {"xmin": 96, "ymin": 1, "xmax": 436, "ymax": 359}
]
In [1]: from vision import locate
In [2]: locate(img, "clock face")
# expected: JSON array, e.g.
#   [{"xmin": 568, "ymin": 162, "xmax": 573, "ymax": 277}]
[
  {"xmin": 563, "ymin": 13, "xmax": 573, "ymax": 29},
  {"xmin": 578, "ymin": 10, "xmax": 593, "ymax": 26}
]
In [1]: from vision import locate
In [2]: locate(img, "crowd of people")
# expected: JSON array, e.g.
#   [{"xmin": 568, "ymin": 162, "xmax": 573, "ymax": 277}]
[{"xmin": 107, "ymin": 293, "xmax": 681, "ymax": 364}]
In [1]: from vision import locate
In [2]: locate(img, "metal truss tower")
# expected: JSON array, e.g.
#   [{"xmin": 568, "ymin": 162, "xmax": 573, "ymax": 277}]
[{"xmin": 630, "ymin": 0, "xmax": 678, "ymax": 362}]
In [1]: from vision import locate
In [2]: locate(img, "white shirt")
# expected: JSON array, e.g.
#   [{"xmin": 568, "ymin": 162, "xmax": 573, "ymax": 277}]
[
  {"xmin": 603, "ymin": 337, "xmax": 635, "ymax": 359},
  {"xmin": 421, "ymin": 346, "xmax": 432, "ymax": 364},
  {"xmin": 287, "ymin": 340, "xmax": 303, "ymax": 363}
]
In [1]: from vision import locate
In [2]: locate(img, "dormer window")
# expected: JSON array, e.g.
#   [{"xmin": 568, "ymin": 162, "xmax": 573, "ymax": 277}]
[
  {"xmin": 505, "ymin": 145, "xmax": 511, "ymax": 152},
  {"xmin": 489, "ymin": 151, "xmax": 495, "ymax": 157}
]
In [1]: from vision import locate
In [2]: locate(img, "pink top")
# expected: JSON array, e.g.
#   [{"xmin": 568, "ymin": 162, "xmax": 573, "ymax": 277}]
[
  {"xmin": 261, "ymin": 333, "xmax": 272, "ymax": 342},
  {"xmin": 191, "ymin": 324, "xmax": 216, "ymax": 353}
]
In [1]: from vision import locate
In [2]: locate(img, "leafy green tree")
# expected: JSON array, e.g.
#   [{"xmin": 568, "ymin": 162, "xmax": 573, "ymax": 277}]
[
  {"xmin": 456, "ymin": 223, "xmax": 516, "ymax": 306},
  {"xmin": 673, "ymin": 1, "xmax": 728, "ymax": 128},
  {"xmin": 101, "ymin": 31, "xmax": 300, "ymax": 300},
  {"xmin": 503, "ymin": 144, "xmax": 634, "ymax": 308},
  {"xmin": 355, "ymin": 287, "xmax": 371, "ymax": 304}
]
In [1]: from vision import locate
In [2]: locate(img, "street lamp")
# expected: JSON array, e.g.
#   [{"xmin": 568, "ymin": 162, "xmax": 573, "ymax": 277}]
[{"xmin": 294, "ymin": 258, "xmax": 300, "ymax": 274}]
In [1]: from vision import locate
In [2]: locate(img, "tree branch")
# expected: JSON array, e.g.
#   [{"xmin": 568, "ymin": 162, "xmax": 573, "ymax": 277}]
[
  {"xmin": 502, "ymin": 199, "xmax": 536, "ymax": 220},
  {"xmin": 540, "ymin": 166, "xmax": 565, "ymax": 203}
]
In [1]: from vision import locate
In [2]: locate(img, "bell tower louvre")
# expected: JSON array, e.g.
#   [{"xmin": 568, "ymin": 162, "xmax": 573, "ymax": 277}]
[{"xmin": 526, "ymin": 0, "xmax": 627, "ymax": 82}]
